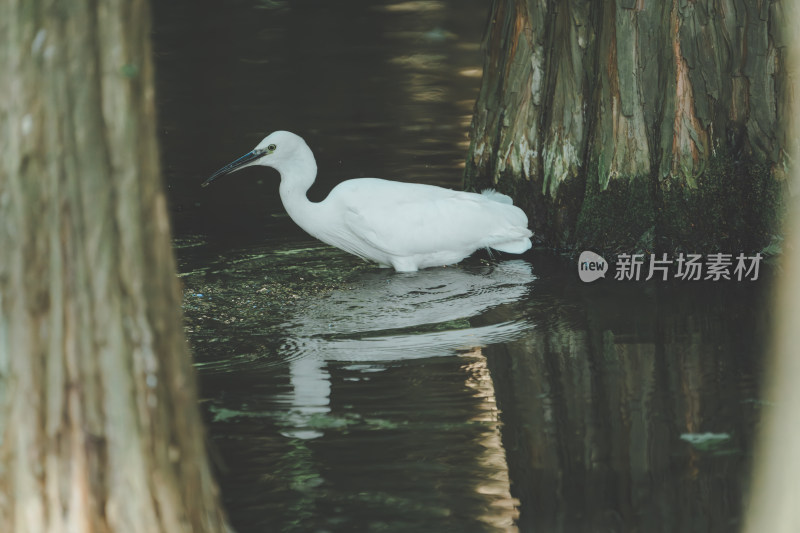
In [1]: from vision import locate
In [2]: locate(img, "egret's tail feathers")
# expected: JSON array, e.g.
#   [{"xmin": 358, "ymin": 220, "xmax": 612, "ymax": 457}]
[
  {"xmin": 491, "ymin": 238, "xmax": 532, "ymax": 254},
  {"xmin": 476, "ymin": 189, "xmax": 532, "ymax": 254},
  {"xmin": 481, "ymin": 189, "xmax": 513, "ymax": 205},
  {"xmin": 489, "ymin": 225, "xmax": 533, "ymax": 254}
]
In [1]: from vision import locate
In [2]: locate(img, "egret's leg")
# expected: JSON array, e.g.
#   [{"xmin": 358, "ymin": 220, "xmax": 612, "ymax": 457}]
[{"xmin": 391, "ymin": 258, "xmax": 418, "ymax": 272}]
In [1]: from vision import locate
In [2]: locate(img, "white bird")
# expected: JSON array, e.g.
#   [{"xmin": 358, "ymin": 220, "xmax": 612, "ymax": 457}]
[{"xmin": 202, "ymin": 131, "xmax": 532, "ymax": 272}]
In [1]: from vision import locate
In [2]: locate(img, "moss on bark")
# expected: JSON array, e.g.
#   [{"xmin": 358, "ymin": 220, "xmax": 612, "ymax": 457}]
[
  {"xmin": 657, "ymin": 154, "xmax": 784, "ymax": 253},
  {"xmin": 571, "ymin": 153, "xmax": 784, "ymax": 256},
  {"xmin": 575, "ymin": 174, "xmax": 655, "ymax": 254}
]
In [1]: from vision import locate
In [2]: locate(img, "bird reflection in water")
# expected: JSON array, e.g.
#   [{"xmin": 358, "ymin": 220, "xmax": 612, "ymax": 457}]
[{"xmin": 277, "ymin": 260, "xmax": 535, "ymax": 439}]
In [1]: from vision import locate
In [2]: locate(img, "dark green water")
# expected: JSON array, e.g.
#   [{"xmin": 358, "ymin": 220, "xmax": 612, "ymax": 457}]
[{"xmin": 154, "ymin": 1, "xmax": 771, "ymax": 531}]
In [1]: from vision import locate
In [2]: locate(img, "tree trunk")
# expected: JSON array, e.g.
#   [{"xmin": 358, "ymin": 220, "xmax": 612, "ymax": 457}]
[
  {"xmin": 744, "ymin": 23, "xmax": 800, "ymax": 532},
  {"xmin": 0, "ymin": 1, "xmax": 229, "ymax": 532},
  {"xmin": 466, "ymin": 0, "xmax": 793, "ymax": 252}
]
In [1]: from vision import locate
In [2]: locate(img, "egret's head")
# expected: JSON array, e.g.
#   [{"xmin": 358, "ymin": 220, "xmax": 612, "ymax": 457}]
[{"xmin": 201, "ymin": 130, "xmax": 311, "ymax": 188}]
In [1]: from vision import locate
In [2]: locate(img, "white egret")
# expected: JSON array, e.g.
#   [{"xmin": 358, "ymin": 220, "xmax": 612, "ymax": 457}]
[{"xmin": 202, "ymin": 131, "xmax": 532, "ymax": 272}]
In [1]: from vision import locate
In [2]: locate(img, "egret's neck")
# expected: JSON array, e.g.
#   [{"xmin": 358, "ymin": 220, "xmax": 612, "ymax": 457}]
[{"xmin": 276, "ymin": 149, "xmax": 328, "ymax": 239}]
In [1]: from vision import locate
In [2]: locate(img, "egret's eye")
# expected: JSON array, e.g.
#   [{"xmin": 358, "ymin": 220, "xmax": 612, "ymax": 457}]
[{"xmin": 267, "ymin": 144, "xmax": 277, "ymax": 152}]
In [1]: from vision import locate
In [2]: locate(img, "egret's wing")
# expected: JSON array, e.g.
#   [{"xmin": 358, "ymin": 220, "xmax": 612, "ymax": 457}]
[{"xmin": 335, "ymin": 179, "xmax": 528, "ymax": 258}]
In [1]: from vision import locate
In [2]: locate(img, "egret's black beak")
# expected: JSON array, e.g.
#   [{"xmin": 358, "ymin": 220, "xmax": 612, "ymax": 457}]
[{"xmin": 201, "ymin": 149, "xmax": 266, "ymax": 188}]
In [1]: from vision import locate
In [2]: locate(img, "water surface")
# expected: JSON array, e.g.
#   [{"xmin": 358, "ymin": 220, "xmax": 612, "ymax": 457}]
[{"xmin": 176, "ymin": 242, "xmax": 768, "ymax": 532}]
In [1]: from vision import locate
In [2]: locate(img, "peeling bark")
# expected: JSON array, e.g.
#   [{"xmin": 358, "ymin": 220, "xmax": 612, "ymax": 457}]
[
  {"xmin": 0, "ymin": 1, "xmax": 229, "ymax": 532},
  {"xmin": 466, "ymin": 0, "xmax": 793, "ymax": 251}
]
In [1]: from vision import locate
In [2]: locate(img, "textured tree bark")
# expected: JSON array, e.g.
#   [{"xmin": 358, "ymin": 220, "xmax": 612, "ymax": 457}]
[
  {"xmin": 0, "ymin": 1, "xmax": 229, "ymax": 532},
  {"xmin": 466, "ymin": 0, "xmax": 793, "ymax": 252}
]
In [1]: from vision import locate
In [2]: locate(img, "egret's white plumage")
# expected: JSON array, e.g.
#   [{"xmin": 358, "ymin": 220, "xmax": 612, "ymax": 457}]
[{"xmin": 203, "ymin": 131, "xmax": 532, "ymax": 272}]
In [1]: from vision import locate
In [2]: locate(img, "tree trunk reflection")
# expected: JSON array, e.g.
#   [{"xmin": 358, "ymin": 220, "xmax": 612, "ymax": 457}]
[{"xmin": 487, "ymin": 279, "xmax": 766, "ymax": 532}]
